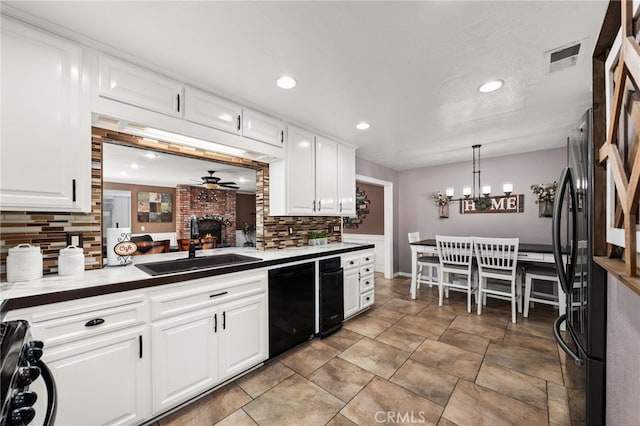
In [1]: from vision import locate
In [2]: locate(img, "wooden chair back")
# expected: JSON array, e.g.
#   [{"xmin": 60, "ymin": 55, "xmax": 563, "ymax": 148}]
[
  {"xmin": 473, "ymin": 237, "xmax": 519, "ymax": 276},
  {"xmin": 435, "ymin": 235, "xmax": 474, "ymax": 271}
]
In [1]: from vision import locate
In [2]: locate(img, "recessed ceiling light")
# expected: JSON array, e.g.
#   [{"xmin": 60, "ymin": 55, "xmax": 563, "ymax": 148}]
[
  {"xmin": 356, "ymin": 122, "xmax": 371, "ymax": 130},
  {"xmin": 478, "ymin": 80, "xmax": 504, "ymax": 93},
  {"xmin": 276, "ymin": 76, "xmax": 296, "ymax": 89},
  {"xmin": 144, "ymin": 152, "xmax": 158, "ymax": 159},
  {"xmin": 130, "ymin": 163, "xmax": 139, "ymax": 169}
]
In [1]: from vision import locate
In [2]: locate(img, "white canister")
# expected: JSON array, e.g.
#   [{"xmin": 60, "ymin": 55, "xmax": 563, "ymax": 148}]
[
  {"xmin": 58, "ymin": 245, "xmax": 85, "ymax": 276},
  {"xmin": 6, "ymin": 244, "xmax": 43, "ymax": 283}
]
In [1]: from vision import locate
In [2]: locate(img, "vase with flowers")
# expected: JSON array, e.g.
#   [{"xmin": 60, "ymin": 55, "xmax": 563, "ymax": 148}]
[
  {"xmin": 530, "ymin": 182, "xmax": 558, "ymax": 217},
  {"xmin": 431, "ymin": 192, "xmax": 450, "ymax": 218}
]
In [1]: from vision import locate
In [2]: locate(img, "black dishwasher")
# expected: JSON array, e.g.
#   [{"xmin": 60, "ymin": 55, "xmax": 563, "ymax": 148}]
[
  {"xmin": 319, "ymin": 257, "xmax": 344, "ymax": 338},
  {"xmin": 268, "ymin": 262, "xmax": 315, "ymax": 358}
]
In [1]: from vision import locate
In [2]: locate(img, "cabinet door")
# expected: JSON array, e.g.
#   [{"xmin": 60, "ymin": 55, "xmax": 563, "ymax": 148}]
[
  {"xmin": 344, "ymin": 268, "xmax": 360, "ymax": 318},
  {"xmin": 151, "ymin": 308, "xmax": 218, "ymax": 413},
  {"xmin": 219, "ymin": 294, "xmax": 267, "ymax": 380},
  {"xmin": 183, "ymin": 86, "xmax": 242, "ymax": 134},
  {"xmin": 0, "ymin": 17, "xmax": 91, "ymax": 212},
  {"xmin": 286, "ymin": 126, "xmax": 316, "ymax": 215},
  {"xmin": 337, "ymin": 144, "xmax": 356, "ymax": 216},
  {"xmin": 99, "ymin": 54, "xmax": 183, "ymax": 118},
  {"xmin": 43, "ymin": 326, "xmax": 150, "ymax": 426},
  {"xmin": 315, "ymin": 136, "xmax": 339, "ymax": 215},
  {"xmin": 242, "ymin": 108, "xmax": 285, "ymax": 147}
]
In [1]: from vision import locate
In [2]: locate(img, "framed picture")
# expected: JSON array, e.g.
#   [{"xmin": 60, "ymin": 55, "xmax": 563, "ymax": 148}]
[{"xmin": 137, "ymin": 191, "xmax": 173, "ymax": 222}]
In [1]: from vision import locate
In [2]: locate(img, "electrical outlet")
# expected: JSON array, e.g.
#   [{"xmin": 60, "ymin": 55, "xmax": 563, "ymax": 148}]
[
  {"xmin": 288, "ymin": 226, "xmax": 294, "ymax": 235},
  {"xmin": 66, "ymin": 232, "xmax": 83, "ymax": 248},
  {"xmin": 333, "ymin": 225, "xmax": 341, "ymax": 232}
]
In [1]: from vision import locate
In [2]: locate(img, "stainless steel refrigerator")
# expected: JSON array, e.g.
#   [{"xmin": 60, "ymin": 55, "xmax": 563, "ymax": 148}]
[{"xmin": 553, "ymin": 108, "xmax": 606, "ymax": 425}]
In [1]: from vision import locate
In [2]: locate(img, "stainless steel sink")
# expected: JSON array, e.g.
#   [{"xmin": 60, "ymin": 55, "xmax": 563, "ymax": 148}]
[{"xmin": 135, "ymin": 253, "xmax": 262, "ymax": 276}]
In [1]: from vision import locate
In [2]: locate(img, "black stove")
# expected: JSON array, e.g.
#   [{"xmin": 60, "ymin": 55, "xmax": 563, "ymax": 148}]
[{"xmin": 0, "ymin": 320, "xmax": 56, "ymax": 426}]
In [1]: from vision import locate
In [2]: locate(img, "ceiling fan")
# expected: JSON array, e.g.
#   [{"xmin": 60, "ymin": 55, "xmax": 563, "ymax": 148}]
[{"xmin": 199, "ymin": 170, "xmax": 239, "ymax": 190}]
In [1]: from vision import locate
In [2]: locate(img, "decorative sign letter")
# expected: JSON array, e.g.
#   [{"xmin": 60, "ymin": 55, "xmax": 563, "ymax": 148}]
[{"xmin": 460, "ymin": 195, "xmax": 525, "ymax": 214}]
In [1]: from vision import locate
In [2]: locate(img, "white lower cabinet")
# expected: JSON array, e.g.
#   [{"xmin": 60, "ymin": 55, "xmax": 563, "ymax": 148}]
[
  {"xmin": 218, "ymin": 294, "xmax": 267, "ymax": 380},
  {"xmin": 151, "ymin": 308, "xmax": 219, "ymax": 412},
  {"xmin": 149, "ymin": 271, "xmax": 268, "ymax": 415},
  {"xmin": 342, "ymin": 251, "xmax": 375, "ymax": 319},
  {"xmin": 45, "ymin": 326, "xmax": 151, "ymax": 426}
]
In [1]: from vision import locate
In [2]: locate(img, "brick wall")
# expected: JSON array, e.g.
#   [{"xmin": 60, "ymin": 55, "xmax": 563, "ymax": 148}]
[{"xmin": 176, "ymin": 185, "xmax": 237, "ymax": 246}]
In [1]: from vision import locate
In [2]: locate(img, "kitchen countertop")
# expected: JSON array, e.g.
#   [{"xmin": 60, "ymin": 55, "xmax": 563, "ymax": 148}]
[{"xmin": 0, "ymin": 243, "xmax": 374, "ymax": 312}]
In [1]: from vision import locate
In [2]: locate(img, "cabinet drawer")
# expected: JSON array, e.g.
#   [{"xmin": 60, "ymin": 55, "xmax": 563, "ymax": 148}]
[
  {"xmin": 360, "ymin": 291, "xmax": 374, "ymax": 309},
  {"xmin": 360, "ymin": 265, "xmax": 374, "ymax": 276},
  {"xmin": 360, "ymin": 253, "xmax": 374, "ymax": 265},
  {"xmin": 359, "ymin": 274, "xmax": 374, "ymax": 293},
  {"xmin": 150, "ymin": 272, "xmax": 266, "ymax": 321},
  {"xmin": 342, "ymin": 254, "xmax": 360, "ymax": 269},
  {"xmin": 31, "ymin": 301, "xmax": 147, "ymax": 347}
]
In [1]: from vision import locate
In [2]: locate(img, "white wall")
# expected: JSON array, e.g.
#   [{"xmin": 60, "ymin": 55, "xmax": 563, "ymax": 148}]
[{"xmin": 396, "ymin": 147, "xmax": 566, "ymax": 273}]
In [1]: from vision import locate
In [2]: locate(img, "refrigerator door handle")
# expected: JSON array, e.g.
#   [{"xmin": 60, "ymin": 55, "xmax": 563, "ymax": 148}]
[
  {"xmin": 553, "ymin": 168, "xmax": 578, "ymax": 295},
  {"xmin": 554, "ymin": 314, "xmax": 584, "ymax": 366}
]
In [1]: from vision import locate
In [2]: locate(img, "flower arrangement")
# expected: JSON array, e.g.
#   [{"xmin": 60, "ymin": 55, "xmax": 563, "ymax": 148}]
[
  {"xmin": 530, "ymin": 182, "xmax": 558, "ymax": 204},
  {"xmin": 432, "ymin": 192, "xmax": 450, "ymax": 206}
]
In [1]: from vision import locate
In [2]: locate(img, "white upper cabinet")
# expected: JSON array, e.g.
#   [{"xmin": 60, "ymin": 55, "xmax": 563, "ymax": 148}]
[
  {"xmin": 98, "ymin": 53, "xmax": 184, "ymax": 118},
  {"xmin": 284, "ymin": 126, "xmax": 316, "ymax": 215},
  {"xmin": 242, "ymin": 108, "xmax": 285, "ymax": 147},
  {"xmin": 270, "ymin": 126, "xmax": 355, "ymax": 216},
  {"xmin": 337, "ymin": 144, "xmax": 356, "ymax": 216},
  {"xmin": 0, "ymin": 17, "xmax": 91, "ymax": 212},
  {"xmin": 183, "ymin": 86, "xmax": 242, "ymax": 134},
  {"xmin": 315, "ymin": 136, "xmax": 339, "ymax": 215}
]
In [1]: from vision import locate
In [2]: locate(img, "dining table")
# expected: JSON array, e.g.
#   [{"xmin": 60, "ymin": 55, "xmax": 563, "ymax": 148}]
[{"xmin": 408, "ymin": 238, "xmax": 557, "ymax": 299}]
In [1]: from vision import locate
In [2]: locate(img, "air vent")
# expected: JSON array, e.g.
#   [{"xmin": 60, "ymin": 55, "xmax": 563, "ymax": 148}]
[{"xmin": 545, "ymin": 42, "xmax": 582, "ymax": 74}]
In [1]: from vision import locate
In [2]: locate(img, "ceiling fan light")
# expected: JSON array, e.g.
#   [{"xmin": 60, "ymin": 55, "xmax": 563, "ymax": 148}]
[{"xmin": 203, "ymin": 183, "xmax": 218, "ymax": 190}]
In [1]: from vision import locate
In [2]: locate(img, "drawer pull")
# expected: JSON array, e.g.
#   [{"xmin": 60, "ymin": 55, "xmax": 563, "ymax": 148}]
[
  {"xmin": 214, "ymin": 313, "xmax": 217, "ymax": 333},
  {"xmin": 349, "ymin": 261, "xmax": 355, "ymax": 265},
  {"xmin": 84, "ymin": 318, "xmax": 105, "ymax": 327},
  {"xmin": 366, "ymin": 297, "xmax": 371, "ymax": 301},
  {"xmin": 209, "ymin": 291, "xmax": 229, "ymax": 298},
  {"xmin": 222, "ymin": 311, "xmax": 226, "ymax": 330}
]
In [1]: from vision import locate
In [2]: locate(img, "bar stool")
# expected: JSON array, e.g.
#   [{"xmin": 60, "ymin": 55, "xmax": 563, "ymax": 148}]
[
  {"xmin": 408, "ymin": 232, "xmax": 439, "ymax": 288},
  {"xmin": 523, "ymin": 265, "xmax": 566, "ymax": 324}
]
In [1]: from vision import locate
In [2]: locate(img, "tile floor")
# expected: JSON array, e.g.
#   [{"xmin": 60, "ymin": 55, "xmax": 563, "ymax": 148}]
[{"xmin": 152, "ymin": 274, "xmax": 584, "ymax": 426}]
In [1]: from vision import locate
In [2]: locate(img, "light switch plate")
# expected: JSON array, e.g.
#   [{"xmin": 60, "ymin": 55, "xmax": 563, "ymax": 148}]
[{"xmin": 66, "ymin": 232, "xmax": 83, "ymax": 248}]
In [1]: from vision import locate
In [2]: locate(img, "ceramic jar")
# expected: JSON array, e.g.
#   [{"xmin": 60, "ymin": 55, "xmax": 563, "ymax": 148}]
[
  {"xmin": 58, "ymin": 245, "xmax": 85, "ymax": 276},
  {"xmin": 6, "ymin": 244, "xmax": 43, "ymax": 282}
]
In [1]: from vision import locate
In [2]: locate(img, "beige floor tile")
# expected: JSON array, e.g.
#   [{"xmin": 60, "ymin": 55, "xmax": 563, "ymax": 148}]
[
  {"xmin": 485, "ymin": 341, "xmax": 564, "ymax": 384},
  {"xmin": 341, "ymin": 377, "xmax": 443, "ymax": 425},
  {"xmin": 438, "ymin": 328, "xmax": 490, "ymax": 355},
  {"xmin": 567, "ymin": 387, "xmax": 586, "ymax": 424},
  {"xmin": 506, "ymin": 315, "xmax": 556, "ymax": 340},
  {"xmin": 338, "ymin": 337, "xmax": 410, "ymax": 379},
  {"xmin": 236, "ymin": 360, "xmax": 294, "ymax": 398},
  {"xmin": 442, "ymin": 380, "xmax": 547, "ymax": 426},
  {"xmin": 393, "ymin": 314, "xmax": 451, "ymax": 340},
  {"xmin": 213, "ymin": 409, "xmax": 257, "ymax": 426},
  {"xmin": 375, "ymin": 324, "xmax": 426, "ymax": 352},
  {"xmin": 390, "ymin": 359, "xmax": 458, "ymax": 406},
  {"xmin": 243, "ymin": 374, "xmax": 343, "ymax": 426},
  {"xmin": 411, "ymin": 339, "xmax": 483, "ymax": 381},
  {"xmin": 321, "ymin": 328, "xmax": 364, "ymax": 351},
  {"xmin": 448, "ymin": 315, "xmax": 506, "ymax": 341},
  {"xmin": 159, "ymin": 384, "xmax": 251, "ymax": 426},
  {"xmin": 372, "ymin": 293, "xmax": 394, "ymax": 306},
  {"xmin": 308, "ymin": 357, "xmax": 375, "ymax": 402},
  {"xmin": 366, "ymin": 306, "xmax": 407, "ymax": 322},
  {"xmin": 382, "ymin": 297, "xmax": 431, "ymax": 315},
  {"xmin": 437, "ymin": 418, "xmax": 460, "ymax": 426},
  {"xmin": 475, "ymin": 362, "xmax": 547, "ymax": 409},
  {"xmin": 503, "ymin": 329, "xmax": 559, "ymax": 356},
  {"xmin": 279, "ymin": 339, "xmax": 341, "ymax": 376},
  {"xmin": 325, "ymin": 413, "xmax": 357, "ymax": 425},
  {"xmin": 416, "ymin": 304, "xmax": 460, "ymax": 322},
  {"xmin": 547, "ymin": 381, "xmax": 572, "ymax": 426},
  {"xmin": 343, "ymin": 314, "xmax": 394, "ymax": 338}
]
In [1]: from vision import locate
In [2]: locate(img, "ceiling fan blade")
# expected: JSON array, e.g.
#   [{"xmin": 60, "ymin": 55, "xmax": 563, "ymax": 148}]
[
  {"xmin": 217, "ymin": 181, "xmax": 236, "ymax": 185},
  {"xmin": 220, "ymin": 184, "xmax": 240, "ymax": 189}
]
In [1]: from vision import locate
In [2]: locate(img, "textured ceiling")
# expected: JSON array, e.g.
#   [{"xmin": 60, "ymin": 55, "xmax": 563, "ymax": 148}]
[{"xmin": 4, "ymin": 1, "xmax": 608, "ymax": 170}]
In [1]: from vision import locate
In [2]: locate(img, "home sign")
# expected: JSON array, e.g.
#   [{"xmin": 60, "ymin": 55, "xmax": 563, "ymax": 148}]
[{"xmin": 459, "ymin": 195, "xmax": 524, "ymax": 214}]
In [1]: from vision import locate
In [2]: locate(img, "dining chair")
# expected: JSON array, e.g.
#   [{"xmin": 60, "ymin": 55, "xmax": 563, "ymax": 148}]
[
  {"xmin": 435, "ymin": 235, "xmax": 476, "ymax": 312},
  {"xmin": 474, "ymin": 237, "xmax": 520, "ymax": 323},
  {"xmin": 523, "ymin": 264, "xmax": 565, "ymax": 321},
  {"xmin": 408, "ymin": 232, "xmax": 439, "ymax": 289}
]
